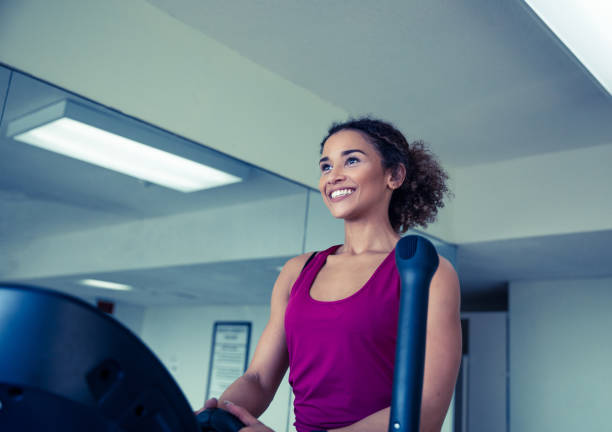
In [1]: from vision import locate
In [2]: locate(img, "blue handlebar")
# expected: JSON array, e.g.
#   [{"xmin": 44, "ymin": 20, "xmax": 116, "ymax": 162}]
[{"xmin": 389, "ymin": 235, "xmax": 439, "ymax": 432}]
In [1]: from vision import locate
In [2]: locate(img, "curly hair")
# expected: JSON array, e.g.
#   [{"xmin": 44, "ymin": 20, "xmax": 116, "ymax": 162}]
[{"xmin": 319, "ymin": 117, "xmax": 451, "ymax": 233}]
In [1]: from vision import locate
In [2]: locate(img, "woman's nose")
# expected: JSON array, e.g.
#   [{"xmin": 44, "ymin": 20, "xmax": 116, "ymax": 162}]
[{"xmin": 328, "ymin": 166, "xmax": 346, "ymax": 184}]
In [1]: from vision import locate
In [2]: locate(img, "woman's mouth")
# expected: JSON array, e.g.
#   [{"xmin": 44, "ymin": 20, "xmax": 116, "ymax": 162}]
[{"xmin": 329, "ymin": 188, "xmax": 355, "ymax": 201}]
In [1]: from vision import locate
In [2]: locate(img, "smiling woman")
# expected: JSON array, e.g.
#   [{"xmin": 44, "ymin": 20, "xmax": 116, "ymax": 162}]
[
  {"xmin": 319, "ymin": 118, "xmax": 450, "ymax": 233},
  {"xmin": 202, "ymin": 117, "xmax": 461, "ymax": 432}
]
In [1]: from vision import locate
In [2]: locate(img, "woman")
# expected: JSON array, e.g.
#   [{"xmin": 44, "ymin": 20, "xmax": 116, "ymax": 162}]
[{"xmin": 201, "ymin": 117, "xmax": 462, "ymax": 432}]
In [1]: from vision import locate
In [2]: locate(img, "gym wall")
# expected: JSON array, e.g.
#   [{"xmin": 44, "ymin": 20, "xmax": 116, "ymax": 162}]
[{"xmin": 510, "ymin": 277, "xmax": 612, "ymax": 432}]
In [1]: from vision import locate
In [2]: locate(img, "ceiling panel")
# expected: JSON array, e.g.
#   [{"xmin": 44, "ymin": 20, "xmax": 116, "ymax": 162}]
[{"xmin": 147, "ymin": 0, "xmax": 612, "ymax": 166}]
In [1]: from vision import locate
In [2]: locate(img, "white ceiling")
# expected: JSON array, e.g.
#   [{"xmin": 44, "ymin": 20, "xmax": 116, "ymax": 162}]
[{"xmin": 148, "ymin": 0, "xmax": 612, "ymax": 166}]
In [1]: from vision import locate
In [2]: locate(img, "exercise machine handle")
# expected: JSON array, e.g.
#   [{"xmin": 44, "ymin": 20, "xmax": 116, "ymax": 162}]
[
  {"xmin": 389, "ymin": 235, "xmax": 439, "ymax": 432},
  {"xmin": 196, "ymin": 408, "xmax": 245, "ymax": 432}
]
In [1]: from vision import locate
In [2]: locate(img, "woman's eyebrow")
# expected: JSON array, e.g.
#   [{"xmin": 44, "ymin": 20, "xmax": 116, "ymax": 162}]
[
  {"xmin": 319, "ymin": 149, "xmax": 366, "ymax": 164},
  {"xmin": 342, "ymin": 149, "xmax": 366, "ymax": 157}
]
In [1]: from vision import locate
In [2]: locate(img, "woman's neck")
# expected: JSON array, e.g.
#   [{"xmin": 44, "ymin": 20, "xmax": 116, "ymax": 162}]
[{"xmin": 340, "ymin": 216, "xmax": 400, "ymax": 255}]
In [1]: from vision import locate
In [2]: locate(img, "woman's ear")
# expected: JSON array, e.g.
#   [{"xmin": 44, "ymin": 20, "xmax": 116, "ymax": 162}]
[{"xmin": 388, "ymin": 163, "xmax": 406, "ymax": 190}]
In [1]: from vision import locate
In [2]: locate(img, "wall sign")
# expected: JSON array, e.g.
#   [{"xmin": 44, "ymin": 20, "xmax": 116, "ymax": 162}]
[{"xmin": 206, "ymin": 321, "xmax": 252, "ymax": 400}]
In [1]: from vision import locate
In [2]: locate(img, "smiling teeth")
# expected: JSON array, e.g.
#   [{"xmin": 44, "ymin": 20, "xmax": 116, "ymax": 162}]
[{"xmin": 331, "ymin": 189, "xmax": 354, "ymax": 199}]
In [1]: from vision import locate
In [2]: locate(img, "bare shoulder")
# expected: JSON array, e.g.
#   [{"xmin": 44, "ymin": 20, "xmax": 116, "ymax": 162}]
[
  {"xmin": 273, "ymin": 252, "xmax": 316, "ymax": 300},
  {"xmin": 282, "ymin": 252, "xmax": 315, "ymax": 280},
  {"xmin": 283, "ymin": 252, "xmax": 315, "ymax": 274},
  {"xmin": 429, "ymin": 255, "xmax": 461, "ymax": 313},
  {"xmin": 433, "ymin": 256, "xmax": 459, "ymax": 287}
]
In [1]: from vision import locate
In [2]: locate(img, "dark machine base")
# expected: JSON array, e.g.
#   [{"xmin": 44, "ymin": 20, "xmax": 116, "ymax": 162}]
[{"xmin": 0, "ymin": 284, "xmax": 243, "ymax": 432}]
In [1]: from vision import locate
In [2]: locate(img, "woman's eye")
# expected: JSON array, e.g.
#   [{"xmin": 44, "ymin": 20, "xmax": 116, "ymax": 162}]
[
  {"xmin": 320, "ymin": 163, "xmax": 331, "ymax": 173},
  {"xmin": 346, "ymin": 157, "xmax": 359, "ymax": 166}
]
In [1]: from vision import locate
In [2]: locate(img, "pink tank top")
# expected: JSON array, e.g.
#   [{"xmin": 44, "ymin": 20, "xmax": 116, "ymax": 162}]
[{"xmin": 284, "ymin": 245, "xmax": 400, "ymax": 432}]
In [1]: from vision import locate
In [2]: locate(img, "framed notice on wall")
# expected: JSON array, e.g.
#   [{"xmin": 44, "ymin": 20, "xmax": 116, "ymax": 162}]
[{"xmin": 206, "ymin": 321, "xmax": 252, "ymax": 400}]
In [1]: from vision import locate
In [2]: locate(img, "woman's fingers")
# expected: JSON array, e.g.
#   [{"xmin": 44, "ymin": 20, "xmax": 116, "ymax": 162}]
[
  {"xmin": 204, "ymin": 397, "xmax": 219, "ymax": 409},
  {"xmin": 221, "ymin": 401, "xmax": 274, "ymax": 431},
  {"xmin": 221, "ymin": 400, "xmax": 257, "ymax": 424},
  {"xmin": 194, "ymin": 397, "xmax": 218, "ymax": 415}
]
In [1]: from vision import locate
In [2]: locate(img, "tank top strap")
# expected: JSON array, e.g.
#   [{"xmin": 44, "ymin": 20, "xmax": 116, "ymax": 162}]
[{"xmin": 289, "ymin": 245, "xmax": 341, "ymax": 298}]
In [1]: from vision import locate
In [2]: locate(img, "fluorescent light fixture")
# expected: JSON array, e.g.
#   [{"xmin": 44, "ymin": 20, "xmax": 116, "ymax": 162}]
[
  {"xmin": 79, "ymin": 279, "xmax": 133, "ymax": 291},
  {"xmin": 525, "ymin": 0, "xmax": 612, "ymax": 95},
  {"xmin": 6, "ymin": 100, "xmax": 245, "ymax": 192}
]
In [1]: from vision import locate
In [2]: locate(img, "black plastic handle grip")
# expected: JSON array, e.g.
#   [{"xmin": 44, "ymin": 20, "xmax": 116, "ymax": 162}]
[
  {"xmin": 389, "ymin": 235, "xmax": 439, "ymax": 432},
  {"xmin": 196, "ymin": 408, "xmax": 245, "ymax": 432}
]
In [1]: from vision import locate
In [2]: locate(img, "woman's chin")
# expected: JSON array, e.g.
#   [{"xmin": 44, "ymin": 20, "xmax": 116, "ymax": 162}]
[
  {"xmin": 326, "ymin": 203, "xmax": 352, "ymax": 219},
  {"xmin": 329, "ymin": 208, "xmax": 360, "ymax": 221},
  {"xmin": 330, "ymin": 211, "xmax": 347, "ymax": 220}
]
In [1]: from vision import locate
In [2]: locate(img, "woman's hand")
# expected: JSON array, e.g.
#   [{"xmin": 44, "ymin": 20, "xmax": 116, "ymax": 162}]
[
  {"xmin": 194, "ymin": 397, "xmax": 220, "ymax": 415},
  {"xmin": 221, "ymin": 400, "xmax": 275, "ymax": 432}
]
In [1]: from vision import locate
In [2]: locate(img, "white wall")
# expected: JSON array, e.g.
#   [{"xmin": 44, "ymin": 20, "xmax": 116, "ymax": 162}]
[
  {"xmin": 1, "ymin": 192, "xmax": 308, "ymax": 279},
  {"xmin": 451, "ymin": 143, "xmax": 612, "ymax": 243},
  {"xmin": 139, "ymin": 304, "xmax": 293, "ymax": 432},
  {"xmin": 510, "ymin": 277, "xmax": 612, "ymax": 432},
  {"xmin": 462, "ymin": 312, "xmax": 507, "ymax": 432}
]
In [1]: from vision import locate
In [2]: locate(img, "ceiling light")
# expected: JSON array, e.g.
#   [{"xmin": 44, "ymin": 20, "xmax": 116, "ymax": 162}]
[
  {"xmin": 6, "ymin": 100, "xmax": 246, "ymax": 192},
  {"xmin": 79, "ymin": 279, "xmax": 133, "ymax": 291},
  {"xmin": 525, "ymin": 0, "xmax": 612, "ymax": 95}
]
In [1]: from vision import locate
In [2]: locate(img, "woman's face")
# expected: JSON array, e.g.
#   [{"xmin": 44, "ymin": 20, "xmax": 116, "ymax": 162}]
[{"xmin": 319, "ymin": 129, "xmax": 394, "ymax": 222}]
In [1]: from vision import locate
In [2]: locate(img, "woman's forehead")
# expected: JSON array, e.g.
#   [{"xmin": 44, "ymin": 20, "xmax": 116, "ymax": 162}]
[{"xmin": 321, "ymin": 129, "xmax": 374, "ymax": 155}]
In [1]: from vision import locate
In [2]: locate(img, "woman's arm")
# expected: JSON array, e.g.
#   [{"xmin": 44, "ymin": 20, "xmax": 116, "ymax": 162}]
[
  {"xmin": 330, "ymin": 256, "xmax": 462, "ymax": 432},
  {"xmin": 198, "ymin": 253, "xmax": 312, "ymax": 418},
  {"xmin": 419, "ymin": 256, "xmax": 462, "ymax": 432}
]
